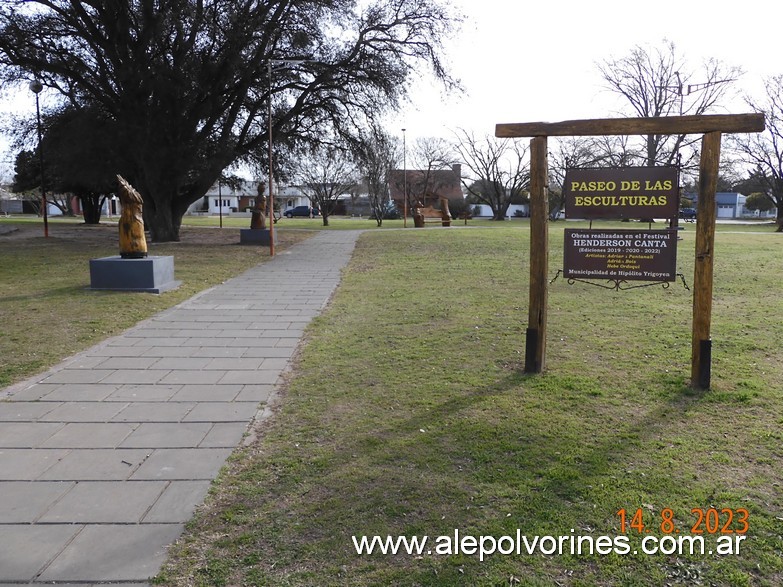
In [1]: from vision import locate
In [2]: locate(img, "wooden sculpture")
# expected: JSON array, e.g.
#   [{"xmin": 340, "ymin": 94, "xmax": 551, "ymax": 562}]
[
  {"xmin": 250, "ymin": 182, "xmax": 267, "ymax": 230},
  {"xmin": 116, "ymin": 175, "xmax": 148, "ymax": 258}
]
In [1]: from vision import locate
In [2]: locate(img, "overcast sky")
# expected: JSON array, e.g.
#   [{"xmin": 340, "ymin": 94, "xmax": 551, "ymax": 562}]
[{"xmin": 393, "ymin": 0, "xmax": 782, "ymax": 142}]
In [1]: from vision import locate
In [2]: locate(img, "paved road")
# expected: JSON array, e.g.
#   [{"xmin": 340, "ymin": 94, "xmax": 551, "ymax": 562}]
[{"xmin": 0, "ymin": 230, "xmax": 361, "ymax": 585}]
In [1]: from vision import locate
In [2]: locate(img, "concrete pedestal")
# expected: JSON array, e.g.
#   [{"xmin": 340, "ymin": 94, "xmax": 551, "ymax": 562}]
[
  {"xmin": 89, "ymin": 256, "xmax": 181, "ymax": 293},
  {"xmin": 240, "ymin": 228, "xmax": 276, "ymax": 246}
]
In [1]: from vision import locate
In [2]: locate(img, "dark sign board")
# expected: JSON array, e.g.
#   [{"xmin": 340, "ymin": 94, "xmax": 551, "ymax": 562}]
[
  {"xmin": 564, "ymin": 229, "xmax": 678, "ymax": 282},
  {"xmin": 564, "ymin": 166, "xmax": 679, "ymax": 219}
]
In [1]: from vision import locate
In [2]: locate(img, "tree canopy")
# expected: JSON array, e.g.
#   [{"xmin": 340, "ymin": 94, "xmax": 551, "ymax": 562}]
[
  {"xmin": 597, "ymin": 40, "xmax": 742, "ymax": 171},
  {"xmin": 453, "ymin": 130, "xmax": 530, "ymax": 220},
  {"xmin": 0, "ymin": 0, "xmax": 459, "ymax": 240}
]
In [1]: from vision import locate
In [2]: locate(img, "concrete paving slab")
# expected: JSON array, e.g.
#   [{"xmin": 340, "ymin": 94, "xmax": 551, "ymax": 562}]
[
  {"xmin": 40, "ymin": 422, "xmax": 137, "ymax": 448},
  {"xmin": 38, "ymin": 481, "xmax": 167, "ymax": 523},
  {"xmin": 119, "ymin": 422, "xmax": 212, "ymax": 448},
  {"xmin": 142, "ymin": 480, "xmax": 213, "ymax": 523},
  {"xmin": 91, "ymin": 344, "xmax": 152, "ymax": 356},
  {"xmin": 0, "ymin": 481, "xmax": 74, "ymax": 522},
  {"xmin": 189, "ymin": 346, "xmax": 250, "ymax": 358},
  {"xmin": 235, "ymin": 384, "xmax": 275, "ymax": 402},
  {"xmin": 37, "ymin": 524, "xmax": 184, "ymax": 582},
  {"xmin": 241, "ymin": 346, "xmax": 296, "ymax": 358},
  {"xmin": 0, "ymin": 422, "xmax": 63, "ymax": 447},
  {"xmin": 1, "ymin": 382, "xmax": 61, "ymax": 401},
  {"xmin": 101, "ymin": 369, "xmax": 172, "ymax": 385},
  {"xmin": 168, "ymin": 384, "xmax": 243, "ymax": 402},
  {"xmin": 218, "ymin": 369, "xmax": 280, "ymax": 385},
  {"xmin": 106, "ymin": 383, "xmax": 183, "ymax": 402},
  {"xmin": 0, "ymin": 402, "xmax": 60, "ymax": 421},
  {"xmin": 150, "ymin": 357, "xmax": 214, "ymax": 370},
  {"xmin": 129, "ymin": 448, "xmax": 233, "ymax": 480},
  {"xmin": 40, "ymin": 369, "xmax": 115, "ymax": 384},
  {"xmin": 37, "ymin": 383, "xmax": 119, "ymax": 401},
  {"xmin": 183, "ymin": 402, "xmax": 261, "ymax": 422},
  {"xmin": 95, "ymin": 356, "xmax": 161, "ymax": 369},
  {"xmin": 160, "ymin": 369, "xmax": 226, "ymax": 385},
  {"xmin": 199, "ymin": 422, "xmax": 250, "ymax": 447},
  {"xmin": 37, "ymin": 448, "xmax": 151, "ymax": 480},
  {"xmin": 39, "ymin": 401, "xmax": 129, "ymax": 422},
  {"xmin": 0, "ymin": 524, "xmax": 81, "ymax": 581},
  {"xmin": 0, "ymin": 449, "xmax": 69, "ymax": 480},
  {"xmin": 113, "ymin": 402, "xmax": 196, "ymax": 422},
  {"xmin": 204, "ymin": 357, "xmax": 265, "ymax": 370}
]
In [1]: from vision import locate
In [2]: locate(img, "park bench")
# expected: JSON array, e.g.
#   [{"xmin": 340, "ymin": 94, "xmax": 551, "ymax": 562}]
[{"xmin": 413, "ymin": 196, "xmax": 452, "ymax": 227}]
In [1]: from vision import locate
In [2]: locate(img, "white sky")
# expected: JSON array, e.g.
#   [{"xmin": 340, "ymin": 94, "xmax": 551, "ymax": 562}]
[{"xmin": 393, "ymin": 0, "xmax": 782, "ymax": 142}]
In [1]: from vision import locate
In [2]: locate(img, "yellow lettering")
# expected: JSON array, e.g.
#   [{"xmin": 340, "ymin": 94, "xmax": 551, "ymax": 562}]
[
  {"xmin": 620, "ymin": 181, "xmax": 640, "ymax": 191},
  {"xmin": 644, "ymin": 180, "xmax": 669, "ymax": 191}
]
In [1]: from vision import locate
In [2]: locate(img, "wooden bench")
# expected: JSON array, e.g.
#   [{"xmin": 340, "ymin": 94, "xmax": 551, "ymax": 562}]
[{"xmin": 413, "ymin": 197, "xmax": 452, "ymax": 227}]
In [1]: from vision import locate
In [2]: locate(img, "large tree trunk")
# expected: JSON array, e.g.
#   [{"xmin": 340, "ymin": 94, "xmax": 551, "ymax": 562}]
[
  {"xmin": 777, "ymin": 202, "xmax": 783, "ymax": 232},
  {"xmin": 134, "ymin": 169, "xmax": 196, "ymax": 242},
  {"xmin": 79, "ymin": 194, "xmax": 105, "ymax": 225},
  {"xmin": 142, "ymin": 192, "xmax": 184, "ymax": 242}
]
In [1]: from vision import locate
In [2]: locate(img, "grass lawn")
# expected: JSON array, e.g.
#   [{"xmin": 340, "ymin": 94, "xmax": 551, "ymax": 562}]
[
  {"xmin": 180, "ymin": 214, "xmax": 474, "ymax": 231},
  {"xmin": 0, "ymin": 218, "xmax": 312, "ymax": 389},
  {"xmin": 155, "ymin": 221, "xmax": 783, "ymax": 586}
]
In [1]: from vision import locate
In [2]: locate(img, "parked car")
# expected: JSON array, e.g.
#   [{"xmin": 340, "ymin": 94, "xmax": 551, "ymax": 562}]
[
  {"xmin": 369, "ymin": 202, "xmax": 402, "ymax": 220},
  {"xmin": 284, "ymin": 205, "xmax": 319, "ymax": 218},
  {"xmin": 679, "ymin": 207, "xmax": 697, "ymax": 221}
]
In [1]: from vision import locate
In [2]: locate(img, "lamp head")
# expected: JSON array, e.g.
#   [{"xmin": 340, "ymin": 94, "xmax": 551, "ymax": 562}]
[{"xmin": 29, "ymin": 79, "xmax": 43, "ymax": 94}]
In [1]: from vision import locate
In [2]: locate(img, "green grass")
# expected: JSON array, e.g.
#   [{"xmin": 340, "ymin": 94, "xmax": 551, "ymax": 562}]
[
  {"xmin": 0, "ymin": 218, "xmax": 312, "ymax": 389},
  {"xmin": 181, "ymin": 214, "xmax": 476, "ymax": 231},
  {"xmin": 155, "ymin": 222, "xmax": 783, "ymax": 586}
]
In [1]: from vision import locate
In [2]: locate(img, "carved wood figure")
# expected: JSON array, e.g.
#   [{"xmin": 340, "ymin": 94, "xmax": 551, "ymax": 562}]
[
  {"xmin": 116, "ymin": 175, "xmax": 148, "ymax": 258},
  {"xmin": 250, "ymin": 182, "xmax": 267, "ymax": 230}
]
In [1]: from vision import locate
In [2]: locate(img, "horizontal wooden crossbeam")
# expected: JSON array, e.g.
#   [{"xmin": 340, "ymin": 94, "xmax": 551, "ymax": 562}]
[{"xmin": 495, "ymin": 113, "xmax": 765, "ymax": 138}]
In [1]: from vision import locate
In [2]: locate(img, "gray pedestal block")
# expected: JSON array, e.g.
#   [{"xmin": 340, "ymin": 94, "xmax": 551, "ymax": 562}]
[
  {"xmin": 239, "ymin": 228, "xmax": 276, "ymax": 245},
  {"xmin": 89, "ymin": 256, "xmax": 181, "ymax": 293}
]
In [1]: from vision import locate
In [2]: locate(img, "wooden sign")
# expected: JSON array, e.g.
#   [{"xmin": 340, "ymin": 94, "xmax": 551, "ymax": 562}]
[
  {"xmin": 564, "ymin": 229, "xmax": 678, "ymax": 282},
  {"xmin": 564, "ymin": 167, "xmax": 679, "ymax": 219}
]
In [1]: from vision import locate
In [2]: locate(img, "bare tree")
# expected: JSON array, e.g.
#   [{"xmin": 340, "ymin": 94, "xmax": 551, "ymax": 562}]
[
  {"xmin": 297, "ymin": 145, "xmax": 357, "ymax": 227},
  {"xmin": 405, "ymin": 136, "xmax": 456, "ymax": 209},
  {"xmin": 453, "ymin": 130, "xmax": 529, "ymax": 220},
  {"xmin": 597, "ymin": 40, "xmax": 742, "ymax": 171},
  {"xmin": 353, "ymin": 125, "xmax": 399, "ymax": 226},
  {"xmin": 729, "ymin": 74, "xmax": 783, "ymax": 231}
]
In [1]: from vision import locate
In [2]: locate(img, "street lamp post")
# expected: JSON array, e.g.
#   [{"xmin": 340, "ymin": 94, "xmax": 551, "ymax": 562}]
[
  {"xmin": 29, "ymin": 79, "xmax": 48, "ymax": 238},
  {"xmin": 267, "ymin": 57, "xmax": 313, "ymax": 257},
  {"xmin": 268, "ymin": 61, "xmax": 275, "ymax": 256},
  {"xmin": 402, "ymin": 128, "xmax": 407, "ymax": 228}
]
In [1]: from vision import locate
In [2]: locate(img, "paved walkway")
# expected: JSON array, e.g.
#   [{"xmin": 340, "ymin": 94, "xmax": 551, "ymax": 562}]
[{"xmin": 0, "ymin": 230, "xmax": 361, "ymax": 585}]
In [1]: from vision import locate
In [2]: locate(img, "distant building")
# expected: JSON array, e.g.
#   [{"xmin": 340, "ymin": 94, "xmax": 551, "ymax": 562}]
[
  {"xmin": 686, "ymin": 192, "xmax": 775, "ymax": 219},
  {"xmin": 388, "ymin": 164, "xmax": 463, "ymax": 211}
]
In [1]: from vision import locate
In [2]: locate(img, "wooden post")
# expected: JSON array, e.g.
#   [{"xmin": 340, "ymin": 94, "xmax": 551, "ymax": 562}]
[
  {"xmin": 525, "ymin": 136, "xmax": 548, "ymax": 373},
  {"xmin": 497, "ymin": 114, "xmax": 763, "ymax": 383},
  {"xmin": 691, "ymin": 131, "xmax": 721, "ymax": 389}
]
